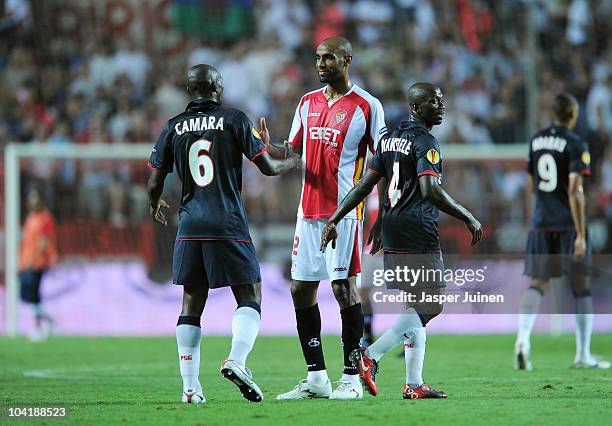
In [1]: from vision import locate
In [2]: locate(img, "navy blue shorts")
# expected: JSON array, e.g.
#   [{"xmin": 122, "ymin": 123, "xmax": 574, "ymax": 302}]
[
  {"xmin": 172, "ymin": 239, "xmax": 261, "ymax": 289},
  {"xmin": 20, "ymin": 269, "xmax": 45, "ymax": 304},
  {"xmin": 524, "ymin": 230, "xmax": 592, "ymax": 279},
  {"xmin": 383, "ymin": 251, "xmax": 446, "ymax": 289}
]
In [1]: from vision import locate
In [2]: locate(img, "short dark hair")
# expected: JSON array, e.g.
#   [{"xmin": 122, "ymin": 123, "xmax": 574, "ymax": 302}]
[{"xmin": 552, "ymin": 93, "xmax": 578, "ymax": 123}]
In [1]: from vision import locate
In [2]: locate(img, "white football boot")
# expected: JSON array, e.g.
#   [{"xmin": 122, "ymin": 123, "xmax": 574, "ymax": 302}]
[
  {"xmin": 220, "ymin": 359, "xmax": 264, "ymax": 402},
  {"xmin": 573, "ymin": 355, "xmax": 611, "ymax": 369},
  {"xmin": 276, "ymin": 379, "xmax": 332, "ymax": 400},
  {"xmin": 329, "ymin": 379, "xmax": 363, "ymax": 400},
  {"xmin": 181, "ymin": 389, "xmax": 205, "ymax": 404}
]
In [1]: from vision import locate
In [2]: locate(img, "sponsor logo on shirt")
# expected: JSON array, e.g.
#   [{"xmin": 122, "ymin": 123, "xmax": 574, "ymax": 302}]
[
  {"xmin": 309, "ymin": 126, "xmax": 340, "ymax": 147},
  {"xmin": 308, "ymin": 112, "xmax": 321, "ymax": 117}
]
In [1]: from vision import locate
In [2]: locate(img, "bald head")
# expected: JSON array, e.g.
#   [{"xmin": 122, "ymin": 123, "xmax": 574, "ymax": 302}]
[
  {"xmin": 318, "ymin": 36, "xmax": 353, "ymax": 57},
  {"xmin": 186, "ymin": 64, "xmax": 223, "ymax": 100},
  {"xmin": 407, "ymin": 83, "xmax": 439, "ymax": 106},
  {"xmin": 315, "ymin": 37, "xmax": 353, "ymax": 85},
  {"xmin": 407, "ymin": 82, "xmax": 445, "ymax": 128}
]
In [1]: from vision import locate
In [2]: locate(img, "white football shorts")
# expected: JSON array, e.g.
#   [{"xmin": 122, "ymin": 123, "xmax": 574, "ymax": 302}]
[{"xmin": 291, "ymin": 218, "xmax": 362, "ymax": 282}]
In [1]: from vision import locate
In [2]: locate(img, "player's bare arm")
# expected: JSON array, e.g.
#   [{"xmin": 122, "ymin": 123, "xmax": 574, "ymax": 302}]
[
  {"xmin": 253, "ymin": 150, "xmax": 300, "ymax": 176},
  {"xmin": 418, "ymin": 175, "xmax": 482, "ymax": 246},
  {"xmin": 366, "ymin": 178, "xmax": 386, "ymax": 254},
  {"xmin": 321, "ymin": 170, "xmax": 382, "ymax": 252},
  {"xmin": 257, "ymin": 117, "xmax": 298, "ymax": 159},
  {"xmin": 147, "ymin": 170, "xmax": 170, "ymax": 226},
  {"xmin": 568, "ymin": 172, "xmax": 586, "ymax": 257}
]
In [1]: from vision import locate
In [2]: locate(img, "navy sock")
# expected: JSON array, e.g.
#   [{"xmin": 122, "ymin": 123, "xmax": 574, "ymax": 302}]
[
  {"xmin": 296, "ymin": 304, "xmax": 326, "ymax": 371},
  {"xmin": 341, "ymin": 303, "xmax": 363, "ymax": 375}
]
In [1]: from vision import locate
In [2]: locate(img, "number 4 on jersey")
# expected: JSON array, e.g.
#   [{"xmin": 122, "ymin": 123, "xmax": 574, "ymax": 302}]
[
  {"xmin": 189, "ymin": 139, "xmax": 214, "ymax": 187},
  {"xmin": 388, "ymin": 161, "xmax": 402, "ymax": 208}
]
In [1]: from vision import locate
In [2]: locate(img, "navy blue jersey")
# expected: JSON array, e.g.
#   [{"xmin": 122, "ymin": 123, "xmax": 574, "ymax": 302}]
[
  {"xmin": 528, "ymin": 124, "xmax": 590, "ymax": 230},
  {"xmin": 368, "ymin": 121, "xmax": 442, "ymax": 252},
  {"xmin": 148, "ymin": 99, "xmax": 266, "ymax": 240}
]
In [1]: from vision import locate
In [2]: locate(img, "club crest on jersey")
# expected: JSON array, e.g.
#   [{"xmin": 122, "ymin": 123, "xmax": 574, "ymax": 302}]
[
  {"xmin": 426, "ymin": 149, "xmax": 440, "ymax": 164},
  {"xmin": 582, "ymin": 151, "xmax": 591, "ymax": 165},
  {"xmin": 252, "ymin": 127, "xmax": 261, "ymax": 139},
  {"xmin": 335, "ymin": 110, "xmax": 347, "ymax": 124}
]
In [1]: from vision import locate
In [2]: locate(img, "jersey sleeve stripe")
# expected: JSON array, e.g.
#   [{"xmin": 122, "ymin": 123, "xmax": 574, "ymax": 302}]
[
  {"xmin": 418, "ymin": 170, "xmax": 439, "ymax": 177},
  {"xmin": 251, "ymin": 146, "xmax": 267, "ymax": 161},
  {"xmin": 147, "ymin": 161, "xmax": 171, "ymax": 172}
]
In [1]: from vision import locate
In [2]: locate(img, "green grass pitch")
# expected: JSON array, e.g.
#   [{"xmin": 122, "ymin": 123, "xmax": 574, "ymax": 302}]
[{"xmin": 1, "ymin": 334, "xmax": 611, "ymax": 425}]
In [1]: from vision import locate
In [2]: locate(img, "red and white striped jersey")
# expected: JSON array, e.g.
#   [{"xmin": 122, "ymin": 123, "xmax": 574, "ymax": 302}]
[{"xmin": 288, "ymin": 85, "xmax": 386, "ymax": 220}]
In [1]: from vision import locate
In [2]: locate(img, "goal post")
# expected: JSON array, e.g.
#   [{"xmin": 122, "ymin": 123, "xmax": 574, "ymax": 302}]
[
  {"xmin": 3, "ymin": 143, "xmax": 153, "ymax": 337},
  {"xmin": 3, "ymin": 142, "xmax": 529, "ymax": 337}
]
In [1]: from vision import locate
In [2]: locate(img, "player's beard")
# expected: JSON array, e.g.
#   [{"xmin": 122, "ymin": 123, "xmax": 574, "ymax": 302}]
[{"xmin": 318, "ymin": 68, "xmax": 341, "ymax": 84}]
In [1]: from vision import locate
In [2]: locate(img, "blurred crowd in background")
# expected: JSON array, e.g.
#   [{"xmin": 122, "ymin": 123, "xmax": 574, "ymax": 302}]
[{"xmin": 0, "ymin": 0, "xmax": 611, "ymax": 256}]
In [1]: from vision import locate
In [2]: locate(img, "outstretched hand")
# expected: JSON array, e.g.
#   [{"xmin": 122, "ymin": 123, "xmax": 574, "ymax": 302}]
[
  {"xmin": 151, "ymin": 199, "xmax": 170, "ymax": 226},
  {"xmin": 258, "ymin": 117, "xmax": 271, "ymax": 146},
  {"xmin": 320, "ymin": 221, "xmax": 338, "ymax": 253}
]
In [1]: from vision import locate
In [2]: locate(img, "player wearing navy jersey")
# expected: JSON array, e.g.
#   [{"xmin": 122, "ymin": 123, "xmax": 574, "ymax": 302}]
[
  {"xmin": 515, "ymin": 93, "xmax": 609, "ymax": 370},
  {"xmin": 147, "ymin": 64, "xmax": 300, "ymax": 404},
  {"xmin": 321, "ymin": 83, "xmax": 482, "ymax": 399}
]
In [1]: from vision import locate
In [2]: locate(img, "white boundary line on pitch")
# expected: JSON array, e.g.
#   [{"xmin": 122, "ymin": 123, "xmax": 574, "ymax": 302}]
[
  {"xmin": 22, "ymin": 365, "xmax": 612, "ymax": 382},
  {"xmin": 22, "ymin": 363, "xmax": 174, "ymax": 380},
  {"xmin": 21, "ymin": 364, "xmax": 296, "ymax": 381}
]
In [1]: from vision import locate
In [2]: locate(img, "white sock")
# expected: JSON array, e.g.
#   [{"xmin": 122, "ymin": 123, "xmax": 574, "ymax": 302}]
[
  {"xmin": 405, "ymin": 327, "xmax": 426, "ymax": 387},
  {"xmin": 228, "ymin": 306, "xmax": 261, "ymax": 366},
  {"xmin": 366, "ymin": 308, "xmax": 422, "ymax": 362},
  {"xmin": 575, "ymin": 296, "xmax": 594, "ymax": 361},
  {"xmin": 341, "ymin": 373, "xmax": 360, "ymax": 384},
  {"xmin": 516, "ymin": 288, "xmax": 542, "ymax": 347},
  {"xmin": 176, "ymin": 324, "xmax": 202, "ymax": 392},
  {"xmin": 307, "ymin": 369, "xmax": 329, "ymax": 385}
]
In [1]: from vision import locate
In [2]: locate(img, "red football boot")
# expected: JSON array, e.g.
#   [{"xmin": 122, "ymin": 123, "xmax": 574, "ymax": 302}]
[
  {"xmin": 350, "ymin": 348, "xmax": 379, "ymax": 396},
  {"xmin": 403, "ymin": 383, "xmax": 448, "ymax": 399}
]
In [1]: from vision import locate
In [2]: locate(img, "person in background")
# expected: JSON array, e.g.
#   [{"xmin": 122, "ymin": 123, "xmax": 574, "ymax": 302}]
[{"xmin": 19, "ymin": 188, "xmax": 58, "ymax": 341}]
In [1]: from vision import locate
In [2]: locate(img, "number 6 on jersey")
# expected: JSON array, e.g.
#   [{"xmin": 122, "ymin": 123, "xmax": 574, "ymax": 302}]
[{"xmin": 189, "ymin": 139, "xmax": 214, "ymax": 187}]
